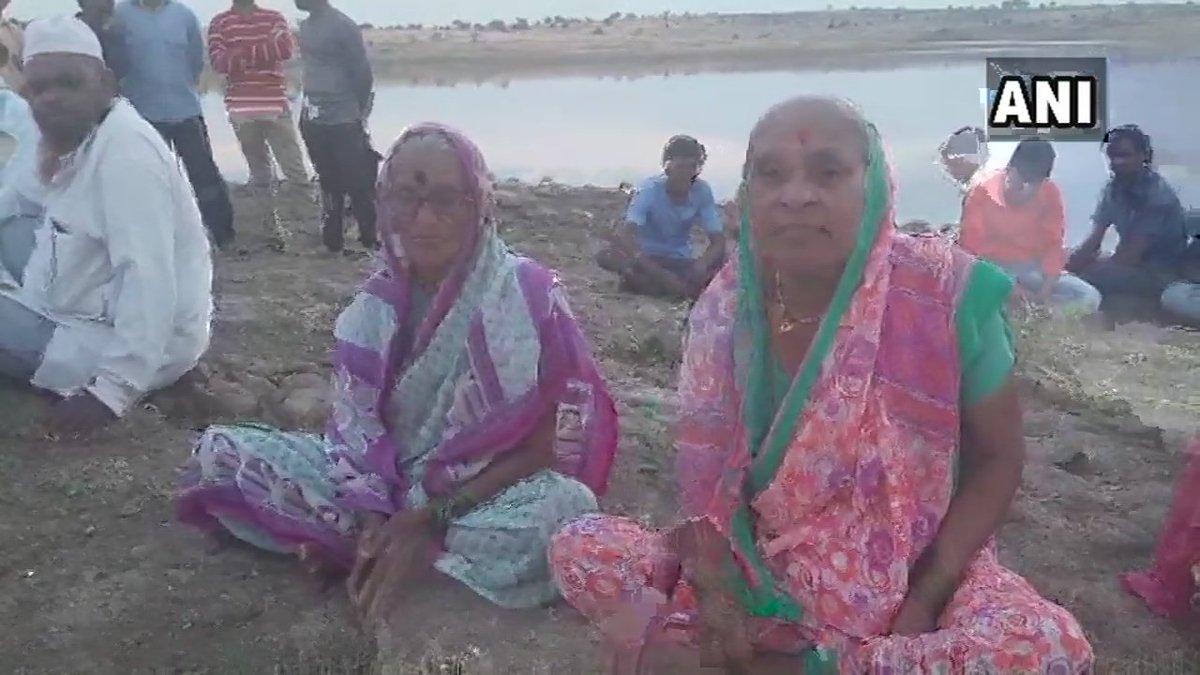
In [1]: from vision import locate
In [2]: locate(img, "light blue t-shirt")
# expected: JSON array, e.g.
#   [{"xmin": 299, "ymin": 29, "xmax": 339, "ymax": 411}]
[
  {"xmin": 625, "ymin": 175, "xmax": 723, "ymax": 260},
  {"xmin": 115, "ymin": 0, "xmax": 206, "ymax": 124}
]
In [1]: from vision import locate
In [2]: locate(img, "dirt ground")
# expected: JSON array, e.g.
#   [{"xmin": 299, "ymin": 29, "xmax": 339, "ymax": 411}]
[
  {"xmin": 0, "ymin": 182, "xmax": 1196, "ymax": 674},
  {"xmin": 356, "ymin": 4, "xmax": 1200, "ymax": 83}
]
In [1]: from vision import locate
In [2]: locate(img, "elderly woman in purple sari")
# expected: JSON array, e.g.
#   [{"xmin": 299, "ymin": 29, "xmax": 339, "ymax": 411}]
[{"xmin": 176, "ymin": 123, "xmax": 618, "ymax": 618}]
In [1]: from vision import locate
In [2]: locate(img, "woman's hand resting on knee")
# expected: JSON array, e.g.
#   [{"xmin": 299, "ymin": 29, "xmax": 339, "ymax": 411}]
[
  {"xmin": 347, "ymin": 508, "xmax": 438, "ymax": 624},
  {"xmin": 669, "ymin": 519, "xmax": 754, "ymax": 672}
]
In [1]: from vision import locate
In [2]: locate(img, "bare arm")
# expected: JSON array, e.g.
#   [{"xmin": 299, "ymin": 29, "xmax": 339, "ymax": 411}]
[
  {"xmin": 1039, "ymin": 184, "xmax": 1068, "ymax": 280},
  {"xmin": 910, "ymin": 376, "xmax": 1025, "ymax": 610},
  {"xmin": 1111, "ymin": 201, "xmax": 1184, "ymax": 266},
  {"xmin": 433, "ymin": 408, "xmax": 558, "ymax": 517},
  {"xmin": 956, "ymin": 183, "xmax": 989, "ymax": 256},
  {"xmin": 1111, "ymin": 233, "xmax": 1152, "ymax": 266},
  {"xmin": 1077, "ymin": 221, "xmax": 1109, "ymax": 260},
  {"xmin": 694, "ymin": 185, "xmax": 727, "ymax": 278},
  {"xmin": 1070, "ymin": 190, "xmax": 1114, "ymax": 271},
  {"xmin": 612, "ymin": 186, "xmax": 691, "ymax": 292}
]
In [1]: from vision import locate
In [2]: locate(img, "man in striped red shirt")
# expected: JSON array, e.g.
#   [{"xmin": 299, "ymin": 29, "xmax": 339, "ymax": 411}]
[{"xmin": 208, "ymin": 0, "xmax": 307, "ymax": 190}]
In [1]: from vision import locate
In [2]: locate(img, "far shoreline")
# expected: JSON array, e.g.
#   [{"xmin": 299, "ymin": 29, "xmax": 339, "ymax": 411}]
[
  {"xmin": 353, "ymin": 4, "xmax": 1200, "ymax": 84},
  {"xmin": 365, "ymin": 44, "xmax": 1192, "ymax": 89}
]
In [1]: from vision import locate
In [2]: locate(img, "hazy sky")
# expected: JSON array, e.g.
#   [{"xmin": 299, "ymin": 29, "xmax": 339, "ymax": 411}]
[{"xmin": 14, "ymin": 0, "xmax": 1178, "ymax": 27}]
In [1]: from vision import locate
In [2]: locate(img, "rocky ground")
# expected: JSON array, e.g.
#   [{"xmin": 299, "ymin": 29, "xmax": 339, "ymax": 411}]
[{"xmin": 0, "ymin": 181, "xmax": 1196, "ymax": 674}]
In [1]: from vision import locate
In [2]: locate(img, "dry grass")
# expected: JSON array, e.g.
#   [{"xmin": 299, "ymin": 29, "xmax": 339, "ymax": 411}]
[{"xmin": 1015, "ymin": 309, "xmax": 1199, "ymax": 436}]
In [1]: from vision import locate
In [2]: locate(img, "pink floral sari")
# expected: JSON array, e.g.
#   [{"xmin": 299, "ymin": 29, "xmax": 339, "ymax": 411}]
[{"xmin": 550, "ymin": 122, "xmax": 1093, "ymax": 672}]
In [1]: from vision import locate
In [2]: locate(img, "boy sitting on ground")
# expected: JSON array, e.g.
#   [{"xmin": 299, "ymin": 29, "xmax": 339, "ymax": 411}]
[{"xmin": 596, "ymin": 135, "xmax": 725, "ymax": 301}]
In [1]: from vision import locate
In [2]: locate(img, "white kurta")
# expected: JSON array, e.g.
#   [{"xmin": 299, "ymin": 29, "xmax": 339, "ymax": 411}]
[{"xmin": 1, "ymin": 99, "xmax": 213, "ymax": 416}]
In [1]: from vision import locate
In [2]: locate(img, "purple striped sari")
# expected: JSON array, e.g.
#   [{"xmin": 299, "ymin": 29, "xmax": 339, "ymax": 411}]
[
  {"xmin": 326, "ymin": 123, "xmax": 617, "ymax": 517},
  {"xmin": 177, "ymin": 124, "xmax": 617, "ymax": 572}
]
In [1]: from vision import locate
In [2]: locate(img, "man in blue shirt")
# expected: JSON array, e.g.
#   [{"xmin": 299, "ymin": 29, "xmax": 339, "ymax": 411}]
[
  {"xmin": 597, "ymin": 135, "xmax": 726, "ymax": 300},
  {"xmin": 116, "ymin": 0, "xmax": 235, "ymax": 249},
  {"xmin": 1067, "ymin": 124, "xmax": 1193, "ymax": 322}
]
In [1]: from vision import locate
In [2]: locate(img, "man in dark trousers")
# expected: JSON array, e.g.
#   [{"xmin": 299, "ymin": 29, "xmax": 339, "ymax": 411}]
[
  {"xmin": 295, "ymin": 0, "xmax": 379, "ymax": 254},
  {"xmin": 114, "ymin": 0, "xmax": 236, "ymax": 250}
]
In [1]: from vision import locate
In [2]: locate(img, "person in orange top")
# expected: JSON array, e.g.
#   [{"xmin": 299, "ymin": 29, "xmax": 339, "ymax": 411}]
[{"xmin": 959, "ymin": 138, "xmax": 1101, "ymax": 313}]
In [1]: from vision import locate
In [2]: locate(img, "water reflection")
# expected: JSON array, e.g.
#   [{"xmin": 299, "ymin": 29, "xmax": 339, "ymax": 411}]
[{"xmin": 201, "ymin": 58, "xmax": 1200, "ymax": 243}]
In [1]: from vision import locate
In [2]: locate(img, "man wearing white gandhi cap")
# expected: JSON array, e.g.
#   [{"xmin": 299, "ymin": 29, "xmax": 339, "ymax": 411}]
[
  {"xmin": 25, "ymin": 14, "xmax": 106, "ymax": 61},
  {"xmin": 0, "ymin": 15, "xmax": 213, "ymax": 434}
]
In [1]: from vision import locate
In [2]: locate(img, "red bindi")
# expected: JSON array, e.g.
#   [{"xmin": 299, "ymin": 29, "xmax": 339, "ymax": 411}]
[{"xmin": 795, "ymin": 129, "xmax": 812, "ymax": 143}]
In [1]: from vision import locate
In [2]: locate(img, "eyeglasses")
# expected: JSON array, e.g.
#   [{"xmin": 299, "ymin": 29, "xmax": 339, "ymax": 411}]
[{"xmin": 386, "ymin": 187, "xmax": 474, "ymax": 216}]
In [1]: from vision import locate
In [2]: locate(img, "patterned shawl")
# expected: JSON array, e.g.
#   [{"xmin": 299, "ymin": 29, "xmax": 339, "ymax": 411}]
[{"xmin": 325, "ymin": 123, "xmax": 617, "ymax": 515}]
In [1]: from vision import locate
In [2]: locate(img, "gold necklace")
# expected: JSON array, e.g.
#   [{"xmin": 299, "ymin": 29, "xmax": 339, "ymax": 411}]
[{"xmin": 773, "ymin": 271, "xmax": 823, "ymax": 333}]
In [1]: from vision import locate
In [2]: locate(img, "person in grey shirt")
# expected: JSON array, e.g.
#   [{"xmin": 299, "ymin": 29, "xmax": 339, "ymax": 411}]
[{"xmin": 295, "ymin": 0, "xmax": 379, "ymax": 253}]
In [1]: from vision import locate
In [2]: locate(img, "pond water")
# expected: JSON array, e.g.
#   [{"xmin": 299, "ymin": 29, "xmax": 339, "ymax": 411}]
[
  {"xmin": 199, "ymin": 58, "xmax": 1200, "ymax": 243},
  {"xmin": 24, "ymin": 0, "xmax": 1127, "ymax": 27}
]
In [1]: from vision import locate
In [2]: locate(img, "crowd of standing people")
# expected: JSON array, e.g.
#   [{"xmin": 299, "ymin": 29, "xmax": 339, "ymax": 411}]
[
  {"xmin": 1, "ymin": 0, "xmax": 379, "ymax": 253},
  {"xmin": 0, "ymin": 2, "xmax": 1195, "ymax": 673},
  {"xmin": 0, "ymin": 0, "xmax": 384, "ymax": 432}
]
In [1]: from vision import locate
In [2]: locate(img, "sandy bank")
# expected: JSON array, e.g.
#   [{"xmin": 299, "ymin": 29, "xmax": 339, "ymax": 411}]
[
  {"xmin": 356, "ymin": 4, "xmax": 1200, "ymax": 83},
  {"xmin": 0, "ymin": 181, "xmax": 1194, "ymax": 673}
]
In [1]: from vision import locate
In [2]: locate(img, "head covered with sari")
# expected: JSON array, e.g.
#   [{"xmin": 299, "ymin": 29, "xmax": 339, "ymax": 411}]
[
  {"xmin": 326, "ymin": 122, "xmax": 617, "ymax": 518},
  {"xmin": 676, "ymin": 96, "xmax": 984, "ymax": 649}
]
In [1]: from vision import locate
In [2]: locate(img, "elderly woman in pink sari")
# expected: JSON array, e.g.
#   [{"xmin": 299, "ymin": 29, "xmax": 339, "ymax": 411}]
[
  {"xmin": 176, "ymin": 123, "xmax": 617, "ymax": 618},
  {"xmin": 549, "ymin": 97, "xmax": 1093, "ymax": 673}
]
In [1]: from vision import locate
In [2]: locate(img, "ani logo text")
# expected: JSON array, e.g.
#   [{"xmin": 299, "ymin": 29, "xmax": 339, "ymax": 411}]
[{"xmin": 983, "ymin": 57, "xmax": 1108, "ymax": 142}]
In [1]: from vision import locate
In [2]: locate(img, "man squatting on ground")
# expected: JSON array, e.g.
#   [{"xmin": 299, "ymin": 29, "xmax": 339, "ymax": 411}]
[{"xmin": 0, "ymin": 16, "xmax": 213, "ymax": 435}]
